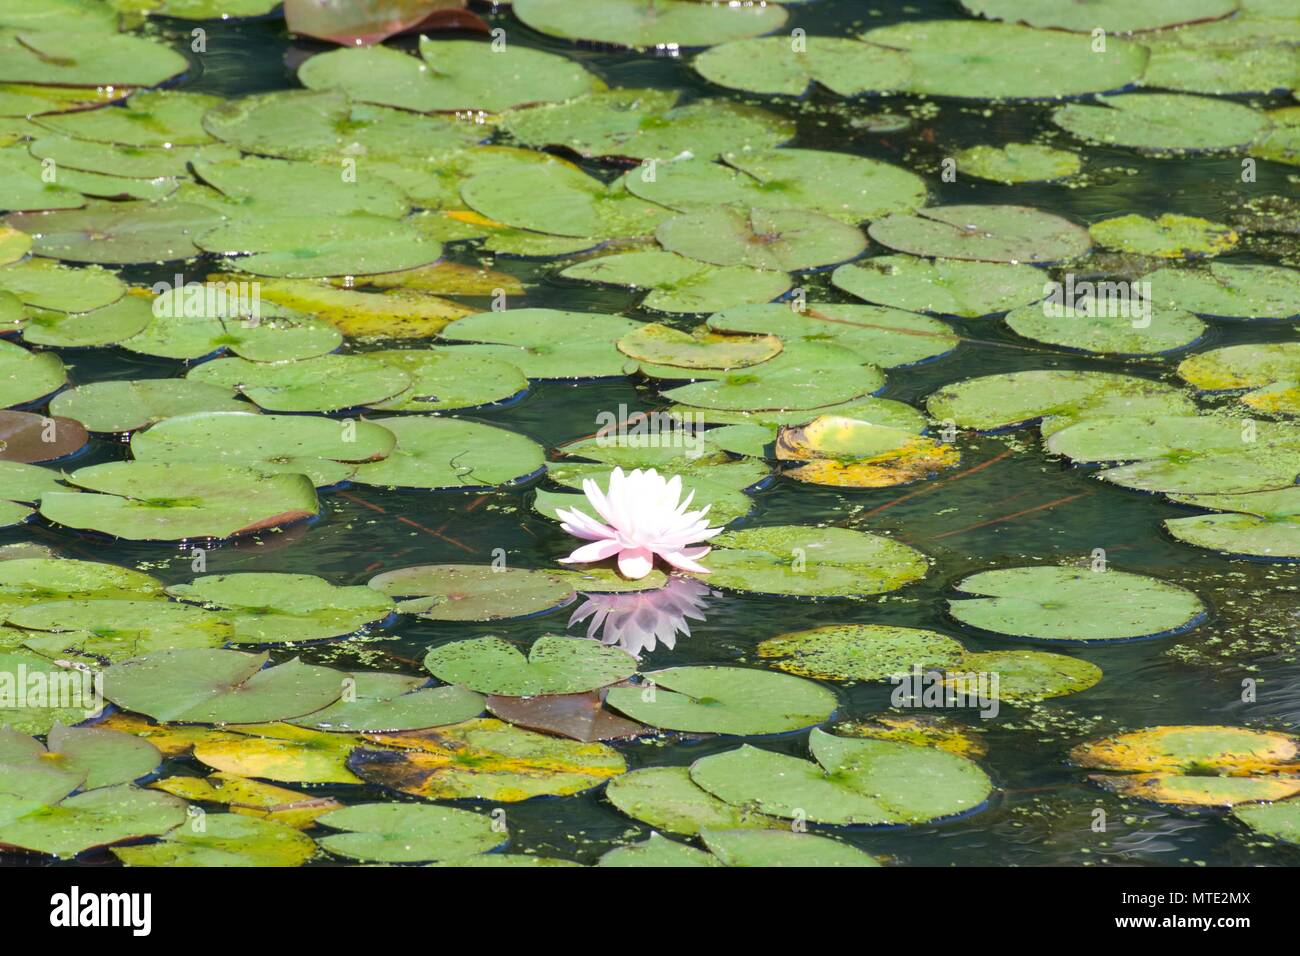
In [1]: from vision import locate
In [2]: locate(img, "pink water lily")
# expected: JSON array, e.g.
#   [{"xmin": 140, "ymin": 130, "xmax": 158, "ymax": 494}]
[{"xmin": 555, "ymin": 467, "xmax": 724, "ymax": 579}]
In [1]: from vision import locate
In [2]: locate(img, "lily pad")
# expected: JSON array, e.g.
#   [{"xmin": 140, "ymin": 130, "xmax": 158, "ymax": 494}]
[
  {"xmin": 948, "ymin": 566, "xmax": 1205, "ymax": 641},
  {"xmin": 167, "ymin": 573, "xmax": 394, "ymax": 644},
  {"xmin": 148, "ymin": 772, "xmax": 341, "ymax": 829},
  {"xmin": 1, "ymin": 723, "xmax": 160, "ymax": 792},
  {"xmin": 868, "ymin": 205, "xmax": 1090, "ymax": 265},
  {"xmin": 605, "ymin": 766, "xmax": 781, "ymax": 835},
  {"xmin": 316, "ymin": 802, "xmax": 506, "ymax": 864},
  {"xmin": 299, "ymin": 39, "xmax": 601, "ymax": 114},
  {"xmin": 112, "ymin": 812, "xmax": 316, "ymax": 867},
  {"xmin": 368, "ymin": 565, "xmax": 574, "ymax": 622},
  {"xmin": 561, "ymin": 250, "xmax": 793, "ymax": 315},
  {"xmin": 605, "ymin": 666, "xmax": 836, "ymax": 736},
  {"xmin": 960, "ymin": 0, "xmax": 1236, "ymax": 33},
  {"xmin": 366, "ymin": 349, "xmax": 528, "ymax": 412},
  {"xmin": 5, "ymin": 201, "xmax": 226, "ymax": 265},
  {"xmin": 132, "ymin": 411, "xmax": 396, "ymax": 487},
  {"xmin": 1151, "ymin": 264, "xmax": 1300, "ymax": 319},
  {"xmin": 511, "ymin": 0, "xmax": 789, "ymax": 50},
  {"xmin": 33, "ymin": 90, "xmax": 218, "ymax": 148},
  {"xmin": 192, "ymin": 155, "xmax": 409, "ymax": 220},
  {"xmin": 694, "ymin": 35, "xmax": 910, "ymax": 96},
  {"xmin": 351, "ymin": 415, "xmax": 545, "ymax": 490},
  {"xmin": 0, "ymin": 339, "xmax": 64, "ymax": 407},
  {"xmin": 40, "ymin": 462, "xmax": 319, "ymax": 541},
  {"xmin": 48, "ymin": 380, "xmax": 250, "ymax": 434},
  {"xmin": 1165, "ymin": 487, "xmax": 1300, "ymax": 559},
  {"xmin": 349, "ymin": 717, "xmax": 627, "ymax": 801},
  {"xmin": 690, "ymin": 728, "xmax": 993, "ymax": 825},
  {"xmin": 0, "ymin": 784, "xmax": 186, "ymax": 859},
  {"xmin": 0, "ymin": 409, "xmax": 87, "ymax": 462},
  {"xmin": 187, "ymin": 356, "xmax": 409, "ymax": 413},
  {"xmin": 10, "ymin": 598, "xmax": 234, "ymax": 662},
  {"xmin": 192, "ymin": 723, "xmax": 366, "ymax": 784},
  {"xmin": 486, "ymin": 691, "xmax": 646, "ymax": 742},
  {"xmin": 0, "ymin": 30, "xmax": 188, "ymax": 87},
  {"xmin": 701, "ymin": 525, "xmax": 928, "ymax": 598},
  {"xmin": 1052, "ymin": 93, "xmax": 1269, "ymax": 152},
  {"xmin": 290, "ymin": 672, "xmax": 484, "ymax": 734},
  {"xmin": 242, "ymin": 277, "xmax": 474, "ymax": 340},
  {"xmin": 598, "ymin": 832, "xmax": 720, "ymax": 867},
  {"xmin": 438, "ymin": 309, "xmax": 642, "ymax": 379},
  {"xmin": 104, "ymin": 648, "xmax": 344, "ymax": 724},
  {"xmin": 0, "ymin": 145, "xmax": 83, "ymax": 211},
  {"xmin": 953, "ymin": 649, "xmax": 1101, "ymax": 702},
  {"xmin": 1072, "ymin": 725, "xmax": 1299, "ymax": 774},
  {"xmin": 1090, "ymin": 214, "xmax": 1238, "ymax": 258},
  {"xmin": 1234, "ymin": 799, "xmax": 1300, "ymax": 844},
  {"xmin": 757, "ymin": 624, "xmax": 965, "ymax": 682},
  {"xmin": 701, "ymin": 828, "xmax": 881, "ymax": 867},
  {"xmin": 832, "ymin": 255, "xmax": 1046, "ymax": 318},
  {"xmin": 0, "ymin": 557, "xmax": 163, "ymax": 618},
  {"xmin": 953, "ymin": 143, "xmax": 1081, "ymax": 183},
  {"xmin": 656, "ymin": 206, "xmax": 866, "ymax": 272},
  {"xmin": 20, "ymin": 297, "xmax": 155, "ymax": 349},
  {"xmin": 0, "ymin": 259, "xmax": 124, "ymax": 313},
  {"xmin": 423, "ymin": 635, "xmax": 637, "ymax": 697},
  {"xmin": 618, "ymin": 323, "xmax": 782, "ymax": 370},
  {"xmin": 0, "ymin": 460, "xmax": 61, "ymax": 503},
  {"xmin": 1003, "ymin": 300, "xmax": 1204, "ymax": 355},
  {"xmin": 776, "ymin": 415, "xmax": 961, "ymax": 488}
]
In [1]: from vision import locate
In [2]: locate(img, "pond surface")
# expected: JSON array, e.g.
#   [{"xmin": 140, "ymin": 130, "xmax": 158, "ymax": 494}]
[{"xmin": 3, "ymin": 0, "xmax": 1299, "ymax": 867}]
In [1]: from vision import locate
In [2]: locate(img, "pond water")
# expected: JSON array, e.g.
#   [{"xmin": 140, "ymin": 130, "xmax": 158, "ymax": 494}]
[{"xmin": 3, "ymin": 0, "xmax": 1299, "ymax": 867}]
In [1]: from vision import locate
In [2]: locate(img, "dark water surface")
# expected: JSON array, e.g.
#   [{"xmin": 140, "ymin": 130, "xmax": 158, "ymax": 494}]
[{"xmin": 7, "ymin": 0, "xmax": 1300, "ymax": 867}]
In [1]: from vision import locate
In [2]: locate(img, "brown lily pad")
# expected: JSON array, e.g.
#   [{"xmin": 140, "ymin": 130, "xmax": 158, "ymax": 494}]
[
  {"xmin": 486, "ymin": 687, "xmax": 648, "ymax": 742},
  {"xmin": 0, "ymin": 410, "xmax": 87, "ymax": 463}
]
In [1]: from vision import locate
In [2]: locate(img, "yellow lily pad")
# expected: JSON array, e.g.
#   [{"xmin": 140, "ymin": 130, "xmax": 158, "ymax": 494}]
[{"xmin": 150, "ymin": 772, "xmax": 342, "ymax": 828}]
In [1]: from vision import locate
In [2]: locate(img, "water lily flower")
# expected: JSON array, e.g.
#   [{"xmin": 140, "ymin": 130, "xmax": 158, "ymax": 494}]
[{"xmin": 555, "ymin": 467, "xmax": 724, "ymax": 579}]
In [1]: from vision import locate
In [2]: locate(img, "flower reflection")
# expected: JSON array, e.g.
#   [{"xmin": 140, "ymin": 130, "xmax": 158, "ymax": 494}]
[{"xmin": 567, "ymin": 575, "xmax": 718, "ymax": 658}]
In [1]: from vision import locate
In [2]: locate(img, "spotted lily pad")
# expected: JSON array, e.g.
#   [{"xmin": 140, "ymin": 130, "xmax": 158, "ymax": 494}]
[
  {"xmin": 104, "ymin": 648, "xmax": 344, "ymax": 725},
  {"xmin": 316, "ymin": 802, "xmax": 506, "ymax": 863},
  {"xmin": 694, "ymin": 35, "xmax": 911, "ymax": 96},
  {"xmin": 131, "ymin": 412, "xmax": 396, "ymax": 487},
  {"xmin": 1089, "ymin": 214, "xmax": 1238, "ymax": 258},
  {"xmin": 948, "ymin": 566, "xmax": 1205, "ymax": 641},
  {"xmin": 832, "ymin": 255, "xmax": 1046, "ymax": 318},
  {"xmin": 701, "ymin": 525, "xmax": 928, "ymax": 598},
  {"xmin": 423, "ymin": 635, "xmax": 637, "ymax": 697},
  {"xmin": 869, "ymin": 205, "xmax": 1090, "ymax": 265},
  {"xmin": 368, "ymin": 565, "xmax": 575, "ymax": 622},
  {"xmin": 561, "ymin": 250, "xmax": 793, "ymax": 315},
  {"xmin": 954, "ymin": 649, "xmax": 1101, "ymax": 702},
  {"xmin": 690, "ymin": 728, "xmax": 993, "ymax": 825},
  {"xmin": 349, "ymin": 717, "xmax": 627, "ymax": 801},
  {"xmin": 40, "ymin": 462, "xmax": 319, "ymax": 541},
  {"xmin": 605, "ymin": 666, "xmax": 835, "ymax": 736},
  {"xmin": 48, "ymin": 380, "xmax": 250, "ymax": 434},
  {"xmin": 351, "ymin": 416, "xmax": 545, "ymax": 490},
  {"xmin": 1151, "ymin": 264, "xmax": 1300, "ymax": 319},
  {"xmin": 438, "ymin": 309, "xmax": 642, "ymax": 379},
  {"xmin": 757, "ymin": 624, "xmax": 965, "ymax": 682},
  {"xmin": 112, "ymin": 812, "xmax": 316, "ymax": 867},
  {"xmin": 776, "ymin": 415, "xmax": 960, "ymax": 488},
  {"xmin": 953, "ymin": 143, "xmax": 1081, "ymax": 183},
  {"xmin": 0, "ymin": 557, "xmax": 163, "ymax": 618},
  {"xmin": 1052, "ymin": 93, "xmax": 1270, "ymax": 152},
  {"xmin": 511, "ymin": 0, "xmax": 789, "ymax": 50}
]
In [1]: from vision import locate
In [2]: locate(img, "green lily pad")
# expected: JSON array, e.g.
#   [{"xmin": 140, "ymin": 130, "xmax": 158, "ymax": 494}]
[
  {"xmin": 927, "ymin": 369, "xmax": 1195, "ymax": 432},
  {"xmin": 561, "ymin": 250, "xmax": 793, "ymax": 315},
  {"xmin": 0, "ymin": 557, "xmax": 162, "ymax": 619},
  {"xmin": 701, "ymin": 828, "xmax": 882, "ymax": 867},
  {"xmin": 858, "ymin": 20, "xmax": 1148, "ymax": 99},
  {"xmin": 1165, "ymin": 487, "xmax": 1300, "ymax": 559},
  {"xmin": 656, "ymin": 206, "xmax": 866, "ymax": 272},
  {"xmin": 166, "ymin": 573, "xmax": 394, "ymax": 644},
  {"xmin": 1004, "ymin": 300, "xmax": 1205, "ymax": 355},
  {"xmin": 192, "ymin": 155, "xmax": 409, "ymax": 220},
  {"xmin": 40, "ymin": 462, "xmax": 319, "ymax": 541},
  {"xmin": 1052, "ymin": 93, "xmax": 1269, "ymax": 152},
  {"xmin": 1233, "ymin": 799, "xmax": 1300, "ymax": 844},
  {"xmin": 695, "ymin": 35, "xmax": 911, "ymax": 96},
  {"xmin": 0, "ymin": 784, "xmax": 187, "ymax": 859},
  {"xmin": 953, "ymin": 143, "xmax": 1081, "ymax": 183},
  {"xmin": 202, "ymin": 90, "xmax": 485, "ymax": 163},
  {"xmin": 832, "ymin": 255, "xmax": 1046, "ymax": 318},
  {"xmin": 439, "ymin": 309, "xmax": 642, "ymax": 379},
  {"xmin": 0, "ymin": 460, "xmax": 61, "ymax": 503},
  {"xmin": 27, "ymin": 136, "xmax": 231, "ymax": 180},
  {"xmin": 0, "ymin": 648, "xmax": 99, "ymax": 734},
  {"xmin": 1090, "ymin": 214, "xmax": 1238, "ymax": 258},
  {"xmin": 290, "ymin": 673, "xmax": 484, "ymax": 734},
  {"xmin": 1143, "ymin": 36, "xmax": 1300, "ymax": 96},
  {"xmin": 948, "ymin": 566, "xmax": 1205, "ymax": 641},
  {"xmin": 869, "ymin": 205, "xmax": 1090, "ymax": 265},
  {"xmin": 10, "ymin": 598, "xmax": 234, "ymax": 662},
  {"xmin": 187, "ymin": 356, "xmax": 409, "ymax": 413},
  {"xmin": 351, "ymin": 415, "xmax": 545, "ymax": 490},
  {"xmin": 461, "ymin": 161, "xmax": 668, "ymax": 241},
  {"xmin": 598, "ymin": 832, "xmax": 720, "ymax": 867},
  {"xmin": 1151, "ymin": 264, "xmax": 1300, "ymax": 319},
  {"xmin": 604, "ymin": 766, "xmax": 781, "ymax": 835},
  {"xmin": 0, "ymin": 0, "xmax": 118, "ymax": 33},
  {"xmin": 112, "ymin": 812, "xmax": 316, "ymax": 867},
  {"xmin": 132, "ymin": 411, "xmax": 396, "ymax": 487},
  {"xmin": 48, "ymin": 379, "xmax": 250, "ymax": 433},
  {"xmin": 757, "ymin": 624, "xmax": 965, "ymax": 682},
  {"xmin": 690, "ymin": 728, "xmax": 993, "ymax": 825},
  {"xmin": 960, "ymin": 0, "xmax": 1236, "ymax": 33},
  {"xmin": 954, "ymin": 649, "xmax": 1102, "ymax": 702},
  {"xmin": 5, "ymin": 201, "xmax": 226, "ymax": 265},
  {"xmin": 365, "ymin": 348, "xmax": 528, "ymax": 413},
  {"xmin": 423, "ymin": 635, "xmax": 637, "ymax": 697},
  {"xmin": 299, "ymin": 38, "xmax": 601, "ymax": 114},
  {"xmin": 502, "ymin": 88, "xmax": 793, "ymax": 162},
  {"xmin": 511, "ymin": 0, "xmax": 789, "ymax": 50},
  {"xmin": 349, "ymin": 717, "xmax": 627, "ymax": 801},
  {"xmin": 33, "ymin": 90, "xmax": 219, "ymax": 148},
  {"xmin": 104, "ymin": 648, "xmax": 344, "ymax": 724},
  {"xmin": 0, "ymin": 30, "xmax": 187, "ymax": 87},
  {"xmin": 0, "ymin": 259, "xmax": 124, "ymax": 313},
  {"xmin": 0, "ymin": 498, "xmax": 28, "ymax": 526},
  {"xmin": 0, "ymin": 145, "xmax": 83, "ymax": 211},
  {"xmin": 605, "ymin": 666, "xmax": 836, "ymax": 736},
  {"xmin": 316, "ymin": 802, "xmax": 506, "ymax": 863},
  {"xmin": 0, "ymin": 723, "xmax": 160, "ymax": 793},
  {"xmin": 624, "ymin": 149, "xmax": 927, "ymax": 225},
  {"xmin": 368, "ymin": 565, "xmax": 575, "ymax": 622},
  {"xmin": 701, "ymin": 525, "xmax": 928, "ymax": 598},
  {"xmin": 20, "ymin": 297, "xmax": 154, "ymax": 349},
  {"xmin": 0, "ymin": 339, "xmax": 64, "ymax": 407}
]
